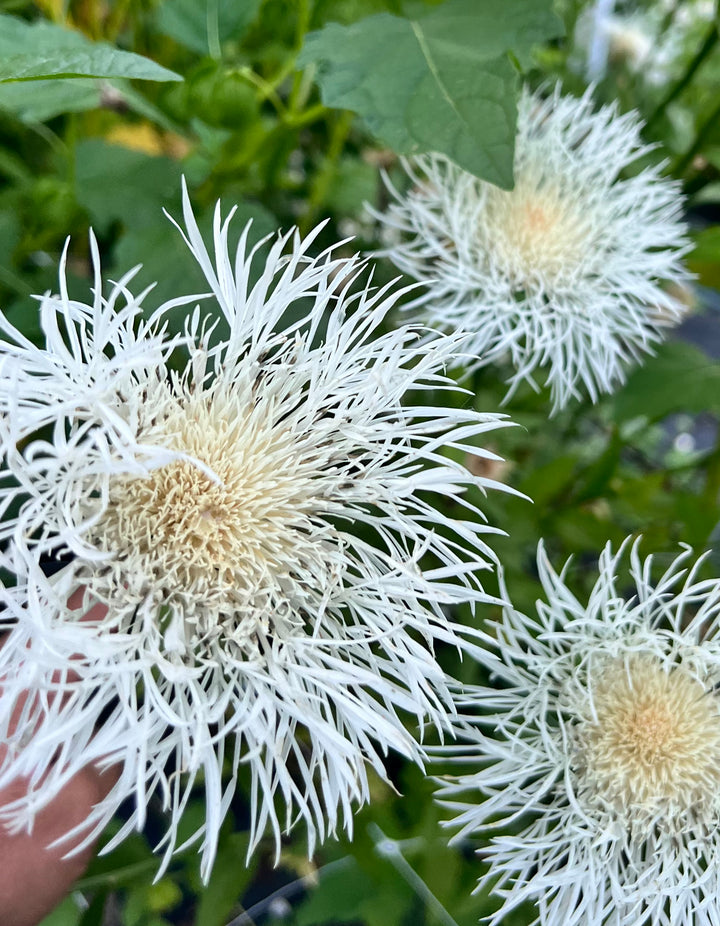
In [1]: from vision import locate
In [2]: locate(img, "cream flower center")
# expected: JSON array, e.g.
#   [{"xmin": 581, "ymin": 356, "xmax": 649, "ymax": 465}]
[
  {"xmin": 481, "ymin": 180, "xmax": 593, "ymax": 288},
  {"xmin": 105, "ymin": 455, "xmax": 251, "ymax": 587},
  {"xmin": 88, "ymin": 382, "xmax": 342, "ymax": 621},
  {"xmin": 575, "ymin": 656, "xmax": 720, "ymax": 825}
]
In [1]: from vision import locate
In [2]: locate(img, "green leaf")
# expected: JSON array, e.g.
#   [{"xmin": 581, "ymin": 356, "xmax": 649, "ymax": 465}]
[
  {"xmin": 194, "ymin": 832, "xmax": 255, "ymax": 926},
  {"xmin": 75, "ymin": 140, "xmax": 184, "ymax": 233},
  {"xmin": 311, "ymin": 0, "xmax": 404, "ymax": 26},
  {"xmin": 612, "ymin": 340, "xmax": 720, "ymax": 423},
  {"xmin": 324, "ymin": 155, "xmax": 378, "ymax": 215},
  {"xmin": 299, "ymin": 0, "xmax": 563, "ymax": 187},
  {"xmin": 78, "ymin": 893, "xmax": 108, "ymax": 926},
  {"xmin": 0, "ymin": 77, "xmax": 101, "ymax": 121},
  {"xmin": 123, "ymin": 876, "xmax": 182, "ymax": 926},
  {"xmin": 0, "ymin": 73, "xmax": 175, "ymax": 126},
  {"xmin": 0, "ymin": 14, "xmax": 179, "ymax": 120},
  {"xmin": 156, "ymin": 0, "xmax": 265, "ymax": 55},
  {"xmin": 0, "ymin": 14, "xmax": 179, "ymax": 83},
  {"xmin": 553, "ymin": 507, "xmax": 626, "ymax": 550},
  {"xmin": 294, "ymin": 859, "xmax": 366, "ymax": 925},
  {"xmin": 517, "ymin": 453, "xmax": 578, "ymax": 506},
  {"xmin": 294, "ymin": 856, "xmax": 415, "ymax": 926},
  {"xmin": 0, "ymin": 14, "xmax": 89, "ymax": 55},
  {"xmin": 148, "ymin": 878, "xmax": 183, "ymax": 914},
  {"xmin": 688, "ymin": 226, "xmax": 720, "ymax": 289},
  {"xmin": 0, "ymin": 49, "xmax": 179, "ymax": 83},
  {"xmin": 0, "ymin": 207, "xmax": 21, "ymax": 288},
  {"xmin": 571, "ymin": 428, "xmax": 622, "ymax": 504},
  {"xmin": 38, "ymin": 897, "xmax": 82, "ymax": 926},
  {"xmin": 75, "ymin": 830, "xmax": 157, "ymax": 891}
]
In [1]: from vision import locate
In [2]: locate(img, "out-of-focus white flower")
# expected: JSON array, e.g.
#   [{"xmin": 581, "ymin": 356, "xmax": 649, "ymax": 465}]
[
  {"xmin": 435, "ymin": 539, "xmax": 720, "ymax": 926},
  {"xmin": 0, "ymin": 182, "xmax": 514, "ymax": 879},
  {"xmin": 372, "ymin": 86, "xmax": 689, "ymax": 413},
  {"xmin": 576, "ymin": 5, "xmax": 661, "ymax": 82},
  {"xmin": 603, "ymin": 15, "xmax": 656, "ymax": 70},
  {"xmin": 574, "ymin": 0, "xmax": 716, "ymax": 85}
]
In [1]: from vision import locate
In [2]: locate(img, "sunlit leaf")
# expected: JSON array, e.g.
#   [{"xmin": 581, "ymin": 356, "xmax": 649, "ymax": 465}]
[
  {"xmin": 0, "ymin": 14, "xmax": 180, "ymax": 83},
  {"xmin": 0, "ymin": 49, "xmax": 179, "ymax": 83}
]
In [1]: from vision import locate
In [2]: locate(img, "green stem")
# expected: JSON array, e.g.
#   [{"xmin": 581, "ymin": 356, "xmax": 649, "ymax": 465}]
[
  {"xmin": 294, "ymin": 0, "xmax": 312, "ymax": 47},
  {"xmin": 237, "ymin": 66, "xmax": 287, "ymax": 116},
  {"xmin": 267, "ymin": 57, "xmax": 300, "ymax": 94},
  {"xmin": 74, "ymin": 858, "xmax": 169, "ymax": 891},
  {"xmin": 368, "ymin": 825, "xmax": 460, "ymax": 926},
  {"xmin": 65, "ymin": 110, "xmax": 77, "ymax": 188},
  {"xmin": 104, "ymin": 0, "xmax": 133, "ymax": 42},
  {"xmin": 300, "ymin": 110, "xmax": 353, "ymax": 234},
  {"xmin": 0, "ymin": 266, "xmax": 34, "ymax": 298},
  {"xmin": 288, "ymin": 0, "xmax": 313, "ymax": 114},
  {"xmin": 223, "ymin": 100, "xmax": 326, "ymax": 196},
  {"xmin": 283, "ymin": 101, "xmax": 326, "ymax": 129},
  {"xmin": 28, "ymin": 121, "xmax": 66, "ymax": 159},
  {"xmin": 207, "ymin": 0, "xmax": 222, "ymax": 59},
  {"xmin": 646, "ymin": 20, "xmax": 718, "ymax": 130},
  {"xmin": 0, "ymin": 149, "xmax": 31, "ymax": 183},
  {"xmin": 226, "ymin": 857, "xmax": 352, "ymax": 926},
  {"xmin": 672, "ymin": 95, "xmax": 720, "ymax": 177}
]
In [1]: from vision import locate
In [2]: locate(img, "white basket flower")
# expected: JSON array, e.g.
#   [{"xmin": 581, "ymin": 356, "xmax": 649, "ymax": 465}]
[{"xmin": 0, "ymin": 182, "xmax": 513, "ymax": 880}]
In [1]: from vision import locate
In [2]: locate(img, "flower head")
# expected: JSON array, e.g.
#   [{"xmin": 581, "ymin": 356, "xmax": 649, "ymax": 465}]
[
  {"xmin": 0, "ymin": 183, "xmax": 512, "ymax": 878},
  {"xmin": 372, "ymin": 86, "xmax": 689, "ymax": 412},
  {"xmin": 574, "ymin": 1, "xmax": 717, "ymax": 85},
  {"xmin": 435, "ymin": 539, "xmax": 720, "ymax": 926}
]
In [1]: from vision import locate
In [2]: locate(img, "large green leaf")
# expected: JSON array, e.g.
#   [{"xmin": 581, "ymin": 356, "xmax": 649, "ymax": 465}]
[
  {"xmin": 612, "ymin": 339, "xmax": 720, "ymax": 423},
  {"xmin": 156, "ymin": 0, "xmax": 265, "ymax": 55},
  {"xmin": 299, "ymin": 0, "xmax": 563, "ymax": 187},
  {"xmin": 0, "ymin": 14, "xmax": 179, "ymax": 83}
]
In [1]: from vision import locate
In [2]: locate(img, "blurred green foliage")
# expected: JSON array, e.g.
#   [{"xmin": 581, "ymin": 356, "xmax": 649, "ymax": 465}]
[{"xmin": 0, "ymin": 0, "xmax": 717, "ymax": 922}]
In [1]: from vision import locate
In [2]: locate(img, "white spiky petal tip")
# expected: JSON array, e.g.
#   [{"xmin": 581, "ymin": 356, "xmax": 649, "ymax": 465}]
[
  {"xmin": 0, "ymin": 181, "xmax": 514, "ymax": 880},
  {"xmin": 435, "ymin": 539, "xmax": 720, "ymax": 926},
  {"xmin": 372, "ymin": 85, "xmax": 690, "ymax": 413}
]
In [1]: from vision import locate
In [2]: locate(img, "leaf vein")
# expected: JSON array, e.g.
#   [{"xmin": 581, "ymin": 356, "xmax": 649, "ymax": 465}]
[{"xmin": 409, "ymin": 20, "xmax": 462, "ymax": 123}]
